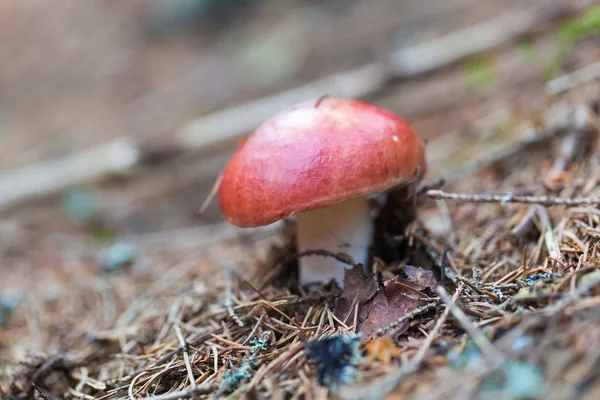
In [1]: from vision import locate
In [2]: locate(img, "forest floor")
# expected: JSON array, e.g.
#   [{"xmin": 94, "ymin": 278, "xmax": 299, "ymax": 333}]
[{"xmin": 2, "ymin": 0, "xmax": 600, "ymax": 399}]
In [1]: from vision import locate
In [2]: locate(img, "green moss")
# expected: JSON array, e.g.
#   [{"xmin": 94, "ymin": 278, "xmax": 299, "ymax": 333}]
[
  {"xmin": 464, "ymin": 56, "xmax": 495, "ymax": 90},
  {"xmin": 546, "ymin": 7, "xmax": 600, "ymax": 79}
]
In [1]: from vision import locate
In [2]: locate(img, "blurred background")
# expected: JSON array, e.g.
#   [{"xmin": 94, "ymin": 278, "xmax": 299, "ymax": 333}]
[{"xmin": 3, "ymin": 0, "xmax": 593, "ymax": 231}]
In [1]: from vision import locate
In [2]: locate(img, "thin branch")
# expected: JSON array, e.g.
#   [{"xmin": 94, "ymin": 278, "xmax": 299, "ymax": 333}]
[
  {"xmin": 259, "ymin": 300, "xmax": 308, "ymax": 340},
  {"xmin": 388, "ymin": 7, "xmax": 546, "ymax": 77},
  {"xmin": 221, "ymin": 260, "xmax": 244, "ymax": 327},
  {"xmin": 437, "ymin": 286, "xmax": 504, "ymax": 366},
  {"xmin": 412, "ymin": 283, "xmax": 465, "ymax": 364},
  {"xmin": 137, "ymin": 385, "xmax": 213, "ymax": 400},
  {"xmin": 547, "ymin": 60, "xmax": 600, "ymax": 95},
  {"xmin": 31, "ymin": 383, "xmax": 58, "ymax": 400},
  {"xmin": 426, "ymin": 190, "xmax": 600, "ymax": 206},
  {"xmin": 0, "ymin": 137, "xmax": 139, "ymax": 211},
  {"xmin": 174, "ymin": 324, "xmax": 196, "ymax": 390},
  {"xmin": 545, "ymin": 270, "xmax": 600, "ymax": 315},
  {"xmin": 198, "ymin": 170, "xmax": 223, "ymax": 215},
  {"xmin": 0, "ymin": 386, "xmax": 8, "ymax": 400}
]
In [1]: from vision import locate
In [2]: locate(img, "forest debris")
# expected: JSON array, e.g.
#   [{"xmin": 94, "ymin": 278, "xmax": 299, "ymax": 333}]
[
  {"xmin": 547, "ymin": 60, "xmax": 600, "ymax": 95},
  {"xmin": 218, "ymin": 331, "xmax": 273, "ymax": 393},
  {"xmin": 427, "ymin": 189, "xmax": 600, "ymax": 206},
  {"xmin": 389, "ymin": 7, "xmax": 545, "ymax": 77},
  {"xmin": 544, "ymin": 105, "xmax": 597, "ymax": 191},
  {"xmin": 335, "ymin": 265, "xmax": 438, "ymax": 338},
  {"xmin": 334, "ymin": 266, "xmax": 378, "ymax": 327},
  {"xmin": 437, "ymin": 286, "xmax": 504, "ymax": 366},
  {"xmin": 31, "ymin": 383, "xmax": 57, "ymax": 400}
]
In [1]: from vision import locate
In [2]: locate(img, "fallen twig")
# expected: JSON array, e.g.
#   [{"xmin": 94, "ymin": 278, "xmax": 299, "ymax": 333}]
[
  {"xmin": 547, "ymin": 60, "xmax": 600, "ymax": 95},
  {"xmin": 174, "ymin": 324, "xmax": 196, "ymax": 390},
  {"xmin": 437, "ymin": 286, "xmax": 504, "ymax": 366},
  {"xmin": 545, "ymin": 270, "xmax": 600, "ymax": 315},
  {"xmin": 28, "ymin": 353, "xmax": 75, "ymax": 398},
  {"xmin": 222, "ymin": 260, "xmax": 244, "ymax": 327},
  {"xmin": 427, "ymin": 190, "xmax": 600, "ymax": 206},
  {"xmin": 137, "ymin": 385, "xmax": 213, "ymax": 400},
  {"xmin": 31, "ymin": 383, "xmax": 57, "ymax": 400},
  {"xmin": 544, "ymin": 105, "xmax": 597, "ymax": 191},
  {"xmin": 375, "ymin": 302, "xmax": 439, "ymax": 337},
  {"xmin": 412, "ymin": 283, "xmax": 465, "ymax": 364}
]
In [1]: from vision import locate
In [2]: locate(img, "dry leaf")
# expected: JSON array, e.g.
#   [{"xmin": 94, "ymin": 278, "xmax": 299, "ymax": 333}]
[
  {"xmin": 334, "ymin": 265, "xmax": 438, "ymax": 338},
  {"xmin": 334, "ymin": 265, "xmax": 378, "ymax": 324}
]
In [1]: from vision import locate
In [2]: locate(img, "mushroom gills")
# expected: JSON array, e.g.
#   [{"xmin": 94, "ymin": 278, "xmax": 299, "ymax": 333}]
[{"xmin": 296, "ymin": 196, "xmax": 373, "ymax": 288}]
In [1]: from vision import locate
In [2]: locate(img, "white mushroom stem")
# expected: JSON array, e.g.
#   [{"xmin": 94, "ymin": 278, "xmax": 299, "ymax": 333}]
[{"xmin": 296, "ymin": 196, "xmax": 373, "ymax": 288}]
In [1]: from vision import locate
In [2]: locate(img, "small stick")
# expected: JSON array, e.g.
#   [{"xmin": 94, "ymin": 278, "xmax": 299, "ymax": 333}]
[
  {"xmin": 440, "ymin": 247, "xmax": 449, "ymax": 287},
  {"xmin": 394, "ymin": 281, "xmax": 431, "ymax": 299},
  {"xmin": 209, "ymin": 334, "xmax": 252, "ymax": 350},
  {"xmin": 243, "ymin": 279, "xmax": 268, "ymax": 301},
  {"xmin": 427, "ymin": 190, "xmax": 600, "ymax": 206},
  {"xmin": 28, "ymin": 353, "xmax": 74, "ymax": 398},
  {"xmin": 242, "ymin": 314, "xmax": 266, "ymax": 345},
  {"xmin": 522, "ymin": 245, "xmax": 528, "ymax": 280},
  {"xmin": 510, "ymin": 205, "xmax": 538, "ymax": 238},
  {"xmin": 0, "ymin": 385, "xmax": 9, "ymax": 400},
  {"xmin": 545, "ymin": 270, "xmax": 600, "ymax": 315},
  {"xmin": 412, "ymin": 282, "xmax": 465, "ymax": 363},
  {"xmin": 437, "ymin": 286, "xmax": 504, "ymax": 367},
  {"xmin": 547, "ymin": 60, "xmax": 600, "ymax": 95},
  {"xmin": 31, "ymin": 384, "xmax": 58, "ymax": 400},
  {"xmin": 221, "ymin": 260, "xmax": 244, "ymax": 327},
  {"xmin": 137, "ymin": 385, "xmax": 213, "ymax": 400},
  {"xmin": 198, "ymin": 170, "xmax": 223, "ymax": 215},
  {"xmin": 316, "ymin": 304, "xmax": 328, "ymax": 337},
  {"xmin": 128, "ymin": 371, "xmax": 147, "ymax": 400},
  {"xmin": 259, "ymin": 300, "xmax": 308, "ymax": 340},
  {"xmin": 174, "ymin": 324, "xmax": 196, "ymax": 390},
  {"xmin": 343, "ymin": 294, "xmax": 360, "ymax": 325},
  {"xmin": 212, "ymin": 346, "xmax": 219, "ymax": 377},
  {"xmin": 375, "ymin": 302, "xmax": 439, "ymax": 336},
  {"xmin": 456, "ymin": 277, "xmax": 500, "ymax": 303},
  {"xmin": 353, "ymin": 301, "xmax": 360, "ymax": 333},
  {"xmin": 314, "ymin": 94, "xmax": 330, "ymax": 108}
]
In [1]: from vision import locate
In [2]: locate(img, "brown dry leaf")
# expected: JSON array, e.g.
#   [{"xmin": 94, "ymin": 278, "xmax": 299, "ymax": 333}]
[
  {"xmin": 402, "ymin": 265, "xmax": 438, "ymax": 289},
  {"xmin": 334, "ymin": 265, "xmax": 438, "ymax": 338},
  {"xmin": 334, "ymin": 265, "xmax": 378, "ymax": 323},
  {"xmin": 365, "ymin": 336, "xmax": 403, "ymax": 365}
]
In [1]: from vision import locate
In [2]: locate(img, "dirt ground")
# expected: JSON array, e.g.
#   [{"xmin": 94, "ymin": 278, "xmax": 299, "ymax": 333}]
[{"xmin": 2, "ymin": 0, "xmax": 600, "ymax": 399}]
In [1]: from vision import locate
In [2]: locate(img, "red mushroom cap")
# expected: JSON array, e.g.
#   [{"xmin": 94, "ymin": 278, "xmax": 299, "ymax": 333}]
[{"xmin": 218, "ymin": 97, "xmax": 427, "ymax": 227}]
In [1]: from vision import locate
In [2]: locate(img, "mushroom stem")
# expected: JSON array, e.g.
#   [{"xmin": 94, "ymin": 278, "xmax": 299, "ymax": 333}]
[{"xmin": 296, "ymin": 196, "xmax": 373, "ymax": 288}]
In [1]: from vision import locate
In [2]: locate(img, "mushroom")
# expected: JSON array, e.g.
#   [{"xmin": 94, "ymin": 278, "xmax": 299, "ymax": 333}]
[{"xmin": 218, "ymin": 97, "xmax": 426, "ymax": 288}]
